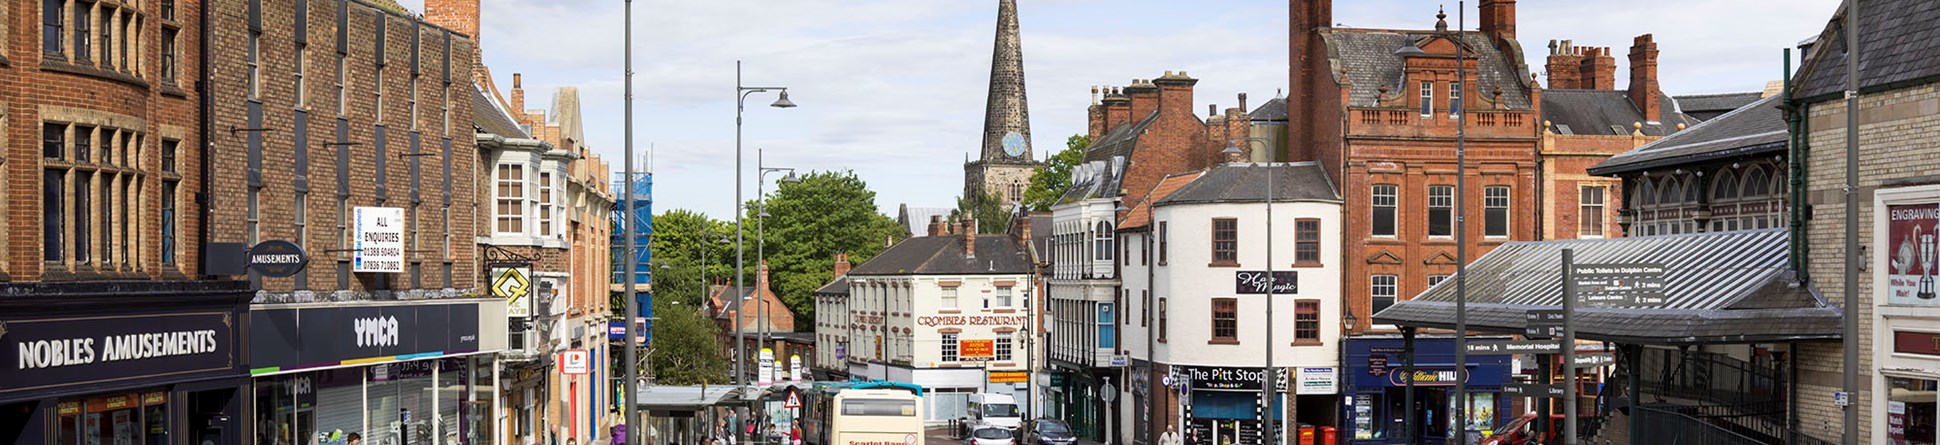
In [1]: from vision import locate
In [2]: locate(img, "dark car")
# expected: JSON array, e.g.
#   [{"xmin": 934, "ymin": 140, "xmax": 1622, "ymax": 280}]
[{"xmin": 1025, "ymin": 418, "xmax": 1075, "ymax": 445}]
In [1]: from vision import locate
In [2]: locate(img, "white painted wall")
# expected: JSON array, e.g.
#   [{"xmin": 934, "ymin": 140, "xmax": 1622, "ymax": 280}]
[{"xmin": 1150, "ymin": 199, "xmax": 1343, "ymax": 369}]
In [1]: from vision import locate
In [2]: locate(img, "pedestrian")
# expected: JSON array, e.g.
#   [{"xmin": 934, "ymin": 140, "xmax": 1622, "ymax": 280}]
[
  {"xmin": 789, "ymin": 421, "xmax": 802, "ymax": 445},
  {"xmin": 346, "ymin": 433, "xmax": 362, "ymax": 445}
]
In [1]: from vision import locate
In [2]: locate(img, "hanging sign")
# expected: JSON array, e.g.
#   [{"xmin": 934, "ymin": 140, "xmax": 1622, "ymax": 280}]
[
  {"xmin": 1235, "ymin": 271, "xmax": 1299, "ymax": 294},
  {"xmin": 248, "ymin": 240, "xmax": 310, "ymax": 278},
  {"xmin": 493, "ymin": 266, "xmax": 535, "ymax": 318}
]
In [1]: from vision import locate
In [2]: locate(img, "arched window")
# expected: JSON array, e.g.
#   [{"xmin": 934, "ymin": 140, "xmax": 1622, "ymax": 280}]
[
  {"xmin": 1638, "ymin": 179, "xmax": 1657, "ymax": 207},
  {"xmin": 1658, "ymin": 179, "xmax": 1680, "ymax": 206},
  {"xmin": 1713, "ymin": 170, "xmax": 1739, "ymax": 201},
  {"xmin": 1683, "ymin": 177, "xmax": 1699, "ymax": 203},
  {"xmin": 1096, "ymin": 221, "xmax": 1114, "ymax": 261},
  {"xmin": 1743, "ymin": 167, "xmax": 1770, "ymax": 198}
]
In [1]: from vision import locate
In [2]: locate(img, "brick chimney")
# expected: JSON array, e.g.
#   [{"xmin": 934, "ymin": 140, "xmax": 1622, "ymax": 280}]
[
  {"xmin": 1102, "ymin": 87, "xmax": 1132, "ymax": 130},
  {"xmin": 1478, "ymin": 0, "xmax": 1516, "ymax": 44},
  {"xmin": 929, "ymin": 215, "xmax": 947, "ymax": 237},
  {"xmin": 832, "ymin": 253, "xmax": 851, "ymax": 278},
  {"xmin": 1154, "ymin": 71, "xmax": 1197, "ymax": 120},
  {"xmin": 1545, "ymin": 40, "xmax": 1583, "ymax": 89},
  {"xmin": 424, "ymin": 0, "xmax": 481, "ymax": 42},
  {"xmin": 1126, "ymin": 79, "xmax": 1161, "ymax": 124},
  {"xmin": 1628, "ymin": 34, "xmax": 1661, "ymax": 123},
  {"xmin": 962, "ymin": 215, "xmax": 978, "ymax": 258},
  {"xmin": 510, "ymin": 73, "xmax": 525, "ymax": 116},
  {"xmin": 1088, "ymin": 86, "xmax": 1107, "ymax": 141},
  {"xmin": 1579, "ymin": 47, "xmax": 1617, "ymax": 90}
]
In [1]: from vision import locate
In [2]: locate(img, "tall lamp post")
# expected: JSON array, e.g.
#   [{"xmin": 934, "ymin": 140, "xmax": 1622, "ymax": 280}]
[
  {"xmin": 735, "ymin": 60, "xmax": 795, "ymax": 444},
  {"xmin": 622, "ymin": 2, "xmax": 639, "ymax": 445},
  {"xmin": 757, "ymin": 150, "xmax": 799, "ymax": 355},
  {"xmin": 1224, "ymin": 137, "xmax": 1278, "ymax": 445}
]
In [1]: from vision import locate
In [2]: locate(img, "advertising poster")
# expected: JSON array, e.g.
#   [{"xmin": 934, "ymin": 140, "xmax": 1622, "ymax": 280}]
[
  {"xmin": 1447, "ymin": 393, "xmax": 1495, "ymax": 439},
  {"xmin": 1889, "ymin": 400, "xmax": 1907, "ymax": 445},
  {"xmin": 1888, "ymin": 203, "xmax": 1940, "ymax": 306},
  {"xmin": 353, "ymin": 207, "xmax": 405, "ymax": 273}
]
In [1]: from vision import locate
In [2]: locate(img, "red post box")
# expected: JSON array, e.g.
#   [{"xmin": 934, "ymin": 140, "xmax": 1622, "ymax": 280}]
[{"xmin": 1318, "ymin": 426, "xmax": 1337, "ymax": 445}]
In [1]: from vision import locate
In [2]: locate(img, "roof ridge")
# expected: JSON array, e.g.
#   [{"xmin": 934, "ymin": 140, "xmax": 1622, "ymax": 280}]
[{"xmin": 1607, "ymin": 94, "xmax": 1781, "ymax": 161}]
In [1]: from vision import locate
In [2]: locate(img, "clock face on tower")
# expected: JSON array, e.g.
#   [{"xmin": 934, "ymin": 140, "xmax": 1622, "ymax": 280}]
[{"xmin": 1002, "ymin": 132, "xmax": 1027, "ymax": 158}]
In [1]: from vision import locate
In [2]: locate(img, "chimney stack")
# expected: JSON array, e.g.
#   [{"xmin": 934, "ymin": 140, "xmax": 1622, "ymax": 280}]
[
  {"xmin": 1579, "ymin": 47, "xmax": 1617, "ymax": 90},
  {"xmin": 962, "ymin": 215, "xmax": 978, "ymax": 258},
  {"xmin": 1102, "ymin": 87, "xmax": 1132, "ymax": 129},
  {"xmin": 1088, "ymin": 86, "xmax": 1107, "ymax": 140},
  {"xmin": 832, "ymin": 253, "xmax": 852, "ymax": 278},
  {"xmin": 929, "ymin": 215, "xmax": 947, "ymax": 237},
  {"xmin": 1238, "ymin": 92, "xmax": 1249, "ymax": 113},
  {"xmin": 510, "ymin": 73, "xmax": 526, "ymax": 116},
  {"xmin": 424, "ymin": 0, "xmax": 481, "ymax": 43},
  {"xmin": 1546, "ymin": 40, "xmax": 1583, "ymax": 89},
  {"xmin": 1126, "ymin": 79, "xmax": 1161, "ymax": 124},
  {"xmin": 1154, "ymin": 71, "xmax": 1199, "ymax": 123},
  {"xmin": 1628, "ymin": 34, "xmax": 1662, "ymax": 123},
  {"xmin": 1479, "ymin": 0, "xmax": 1517, "ymax": 44}
]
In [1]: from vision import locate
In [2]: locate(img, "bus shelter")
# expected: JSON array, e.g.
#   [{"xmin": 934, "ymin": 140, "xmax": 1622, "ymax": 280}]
[{"xmin": 637, "ymin": 385, "xmax": 745, "ymax": 445}]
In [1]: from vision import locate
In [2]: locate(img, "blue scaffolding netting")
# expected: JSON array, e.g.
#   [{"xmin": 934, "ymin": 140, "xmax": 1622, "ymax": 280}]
[{"xmin": 612, "ymin": 172, "xmax": 654, "ymax": 343}]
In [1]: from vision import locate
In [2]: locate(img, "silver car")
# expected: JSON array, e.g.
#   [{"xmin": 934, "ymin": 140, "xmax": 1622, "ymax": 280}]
[{"xmin": 965, "ymin": 427, "xmax": 1016, "ymax": 445}]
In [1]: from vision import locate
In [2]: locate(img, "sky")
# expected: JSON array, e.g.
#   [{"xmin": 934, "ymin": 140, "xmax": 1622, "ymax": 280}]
[{"xmin": 394, "ymin": 0, "xmax": 1841, "ymax": 219}]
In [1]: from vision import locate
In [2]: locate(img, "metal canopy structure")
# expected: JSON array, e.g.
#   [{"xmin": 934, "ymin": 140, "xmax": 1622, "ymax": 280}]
[{"xmin": 1373, "ymin": 228, "xmax": 1842, "ymax": 345}]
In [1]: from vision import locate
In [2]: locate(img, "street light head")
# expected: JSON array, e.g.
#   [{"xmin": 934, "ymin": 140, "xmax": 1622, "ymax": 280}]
[
  {"xmin": 1222, "ymin": 145, "xmax": 1244, "ymax": 156},
  {"xmin": 770, "ymin": 90, "xmax": 798, "ymax": 108},
  {"xmin": 780, "ymin": 172, "xmax": 801, "ymax": 184},
  {"xmin": 758, "ymin": 209, "xmax": 771, "ymax": 219}
]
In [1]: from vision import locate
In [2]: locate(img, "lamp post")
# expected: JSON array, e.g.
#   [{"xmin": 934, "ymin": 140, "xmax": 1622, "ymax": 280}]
[
  {"xmin": 735, "ymin": 60, "xmax": 795, "ymax": 444},
  {"xmin": 1224, "ymin": 137, "xmax": 1278, "ymax": 445},
  {"xmin": 757, "ymin": 150, "xmax": 799, "ymax": 356}
]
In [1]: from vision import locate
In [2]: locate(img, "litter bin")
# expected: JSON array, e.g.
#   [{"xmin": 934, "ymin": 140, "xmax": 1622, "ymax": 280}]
[{"xmin": 1317, "ymin": 427, "xmax": 1335, "ymax": 445}]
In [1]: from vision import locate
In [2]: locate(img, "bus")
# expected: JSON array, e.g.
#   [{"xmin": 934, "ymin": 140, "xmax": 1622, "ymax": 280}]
[{"xmin": 804, "ymin": 381, "xmax": 924, "ymax": 445}]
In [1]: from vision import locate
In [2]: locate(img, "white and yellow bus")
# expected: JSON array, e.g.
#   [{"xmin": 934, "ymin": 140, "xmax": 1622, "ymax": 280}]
[{"xmin": 809, "ymin": 382, "xmax": 925, "ymax": 445}]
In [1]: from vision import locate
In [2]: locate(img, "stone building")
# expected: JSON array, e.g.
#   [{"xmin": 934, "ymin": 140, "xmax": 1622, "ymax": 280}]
[{"xmin": 962, "ymin": 0, "xmax": 1038, "ymax": 206}]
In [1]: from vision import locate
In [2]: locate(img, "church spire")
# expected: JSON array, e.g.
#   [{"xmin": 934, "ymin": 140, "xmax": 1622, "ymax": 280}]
[{"xmin": 980, "ymin": 0, "xmax": 1032, "ymax": 163}]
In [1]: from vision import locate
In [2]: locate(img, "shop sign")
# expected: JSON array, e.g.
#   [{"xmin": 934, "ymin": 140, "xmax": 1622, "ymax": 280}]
[
  {"xmin": 1234, "ymin": 271, "xmax": 1298, "ymax": 295},
  {"xmin": 1297, "ymin": 367, "xmax": 1337, "ymax": 395},
  {"xmin": 960, "ymin": 340, "xmax": 995, "ymax": 358},
  {"xmin": 249, "ymin": 240, "xmax": 310, "ymax": 278},
  {"xmin": 916, "ymin": 315, "xmax": 1027, "ymax": 327},
  {"xmin": 1887, "ymin": 203, "xmax": 1940, "ymax": 306},
  {"xmin": 559, "ymin": 349, "xmax": 591, "ymax": 375},
  {"xmin": 1, "ymin": 311, "xmax": 237, "ymax": 398},
  {"xmin": 493, "ymin": 266, "xmax": 534, "ymax": 318},
  {"xmin": 353, "ymin": 207, "xmax": 405, "ymax": 273},
  {"xmin": 1387, "ymin": 367, "xmax": 1468, "ymax": 386},
  {"xmin": 249, "ymin": 302, "xmax": 484, "ymax": 373},
  {"xmin": 1367, "ymin": 354, "xmax": 1390, "ymax": 376},
  {"xmin": 1892, "ymin": 331, "xmax": 1940, "ymax": 357},
  {"xmin": 1180, "ymin": 366, "xmax": 1281, "ymax": 392},
  {"xmin": 989, "ymin": 371, "xmax": 1029, "ymax": 383}
]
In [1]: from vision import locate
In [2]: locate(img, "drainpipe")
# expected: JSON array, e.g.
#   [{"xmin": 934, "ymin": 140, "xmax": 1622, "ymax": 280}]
[
  {"xmin": 1784, "ymin": 48, "xmax": 1809, "ymax": 281},
  {"xmin": 197, "ymin": 0, "xmax": 215, "ymax": 278}
]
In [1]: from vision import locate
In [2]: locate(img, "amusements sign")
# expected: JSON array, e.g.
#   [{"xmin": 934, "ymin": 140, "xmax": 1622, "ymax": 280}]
[{"xmin": 1887, "ymin": 203, "xmax": 1940, "ymax": 306}]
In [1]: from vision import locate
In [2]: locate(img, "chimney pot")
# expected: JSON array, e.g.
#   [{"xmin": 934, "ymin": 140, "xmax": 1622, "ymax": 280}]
[
  {"xmin": 1238, "ymin": 92, "xmax": 1249, "ymax": 112},
  {"xmin": 1209, "ymin": 104, "xmax": 1217, "ymax": 116}
]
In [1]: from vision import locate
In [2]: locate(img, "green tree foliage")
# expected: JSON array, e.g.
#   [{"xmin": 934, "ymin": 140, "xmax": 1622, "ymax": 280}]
[
  {"xmin": 647, "ymin": 299, "xmax": 728, "ymax": 385},
  {"xmin": 954, "ymin": 189, "xmax": 1015, "ymax": 234},
  {"xmin": 743, "ymin": 171, "xmax": 906, "ymax": 329},
  {"xmin": 1021, "ymin": 134, "xmax": 1089, "ymax": 212},
  {"xmin": 644, "ymin": 209, "xmax": 737, "ymax": 308}
]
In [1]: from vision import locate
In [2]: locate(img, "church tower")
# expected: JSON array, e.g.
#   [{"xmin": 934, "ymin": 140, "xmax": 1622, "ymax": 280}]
[{"xmin": 964, "ymin": 0, "xmax": 1039, "ymax": 206}]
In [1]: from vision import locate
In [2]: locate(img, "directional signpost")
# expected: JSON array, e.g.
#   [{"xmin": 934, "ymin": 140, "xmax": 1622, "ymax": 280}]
[
  {"xmin": 1570, "ymin": 353, "xmax": 1616, "ymax": 369},
  {"xmin": 1573, "ymin": 263, "xmax": 1668, "ymax": 307},
  {"xmin": 1504, "ymin": 383, "xmax": 1565, "ymax": 398}
]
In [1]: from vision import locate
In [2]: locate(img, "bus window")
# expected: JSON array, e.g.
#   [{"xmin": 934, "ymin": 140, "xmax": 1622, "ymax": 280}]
[{"xmin": 842, "ymin": 399, "xmax": 917, "ymax": 417}]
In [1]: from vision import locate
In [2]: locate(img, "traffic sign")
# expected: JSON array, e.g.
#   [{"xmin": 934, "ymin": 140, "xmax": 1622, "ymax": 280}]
[
  {"xmin": 1570, "ymin": 353, "xmax": 1616, "ymax": 369},
  {"xmin": 1503, "ymin": 383, "xmax": 1564, "ymax": 398},
  {"xmin": 783, "ymin": 389, "xmax": 803, "ymax": 409},
  {"xmin": 1466, "ymin": 340, "xmax": 1564, "ymax": 355}
]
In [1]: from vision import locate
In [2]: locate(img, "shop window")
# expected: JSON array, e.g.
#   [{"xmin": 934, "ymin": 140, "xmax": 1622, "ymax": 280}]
[
  {"xmin": 1888, "ymin": 376, "xmax": 1937, "ymax": 444},
  {"xmin": 1210, "ymin": 298, "xmax": 1237, "ymax": 344},
  {"xmin": 1293, "ymin": 300, "xmax": 1320, "ymax": 345},
  {"xmin": 1211, "ymin": 218, "xmax": 1237, "ymax": 265},
  {"xmin": 58, "ymin": 392, "xmax": 168, "ymax": 445}
]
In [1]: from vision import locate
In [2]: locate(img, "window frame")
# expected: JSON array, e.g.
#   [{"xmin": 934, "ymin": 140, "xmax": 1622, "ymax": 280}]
[
  {"xmin": 1484, "ymin": 185, "xmax": 1510, "ymax": 238},
  {"xmin": 1294, "ymin": 218, "xmax": 1322, "ymax": 267},
  {"xmin": 995, "ymin": 333, "xmax": 1013, "ymax": 362},
  {"xmin": 994, "ymin": 286, "xmax": 1013, "ymax": 309},
  {"xmin": 494, "ymin": 163, "xmax": 526, "ymax": 235},
  {"xmin": 1157, "ymin": 221, "xmax": 1168, "ymax": 265},
  {"xmin": 1419, "ymin": 81, "xmax": 1433, "ymax": 117},
  {"xmin": 1428, "ymin": 185, "xmax": 1454, "ymax": 238},
  {"xmin": 1293, "ymin": 299, "xmax": 1321, "ymax": 346},
  {"xmin": 939, "ymin": 286, "xmax": 958, "ymax": 310},
  {"xmin": 1579, "ymin": 186, "xmax": 1606, "ymax": 238},
  {"xmin": 1210, "ymin": 218, "xmax": 1238, "ymax": 266},
  {"xmin": 245, "ymin": 29, "xmax": 260, "ymax": 100},
  {"xmin": 1157, "ymin": 298, "xmax": 1168, "ymax": 343},
  {"xmin": 1449, "ymin": 81, "xmax": 1462, "ymax": 119},
  {"xmin": 941, "ymin": 333, "xmax": 959, "ymax": 363},
  {"xmin": 1371, "ymin": 275, "xmax": 1399, "ymax": 315},
  {"xmin": 1210, "ymin": 298, "xmax": 1238, "ymax": 344},
  {"xmin": 44, "ymin": 0, "xmax": 66, "ymax": 56},
  {"xmin": 1371, "ymin": 184, "xmax": 1398, "ymax": 237}
]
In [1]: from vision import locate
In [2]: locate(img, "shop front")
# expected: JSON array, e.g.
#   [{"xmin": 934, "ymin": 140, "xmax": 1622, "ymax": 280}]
[
  {"xmin": 1173, "ymin": 366, "xmax": 1286, "ymax": 445},
  {"xmin": 246, "ymin": 299, "xmax": 506, "ymax": 445},
  {"xmin": 0, "ymin": 281, "xmax": 253, "ymax": 445},
  {"xmin": 1340, "ymin": 336, "xmax": 1512, "ymax": 445},
  {"xmin": 1875, "ymin": 189, "xmax": 1940, "ymax": 445}
]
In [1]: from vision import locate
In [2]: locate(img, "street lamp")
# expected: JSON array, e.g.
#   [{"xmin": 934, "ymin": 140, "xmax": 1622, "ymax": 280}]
[
  {"xmin": 1225, "ymin": 137, "xmax": 1281, "ymax": 445},
  {"xmin": 757, "ymin": 150, "xmax": 799, "ymax": 357},
  {"xmin": 736, "ymin": 60, "xmax": 795, "ymax": 443}
]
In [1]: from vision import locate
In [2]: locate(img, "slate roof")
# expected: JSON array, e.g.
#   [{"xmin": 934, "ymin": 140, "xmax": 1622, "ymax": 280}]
[
  {"xmin": 472, "ymin": 84, "xmax": 529, "ymax": 138},
  {"xmin": 1249, "ymin": 97, "xmax": 1289, "ymax": 122},
  {"xmin": 814, "ymin": 275, "xmax": 849, "ymax": 296},
  {"xmin": 1058, "ymin": 115, "xmax": 1149, "ymax": 204},
  {"xmin": 1027, "ymin": 213, "xmax": 1052, "ymax": 261},
  {"xmin": 1373, "ymin": 228, "xmax": 1840, "ymax": 345},
  {"xmin": 846, "ymin": 235, "xmax": 1033, "ymax": 276},
  {"xmin": 1156, "ymin": 162, "xmax": 1341, "ymax": 206},
  {"xmin": 1540, "ymin": 90, "xmax": 1698, "ymax": 136},
  {"xmin": 1792, "ymin": 0, "xmax": 1940, "ymax": 102},
  {"xmin": 897, "ymin": 206, "xmax": 953, "ymax": 238},
  {"xmin": 1588, "ymin": 94, "xmax": 1786, "ymax": 176},
  {"xmin": 1674, "ymin": 92, "xmax": 1763, "ymax": 121},
  {"xmin": 1119, "ymin": 171, "xmax": 1205, "ymax": 230},
  {"xmin": 1323, "ymin": 30, "xmax": 1532, "ymax": 109}
]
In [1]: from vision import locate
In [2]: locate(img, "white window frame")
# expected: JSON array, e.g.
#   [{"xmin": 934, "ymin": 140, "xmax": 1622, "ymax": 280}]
[
  {"xmin": 495, "ymin": 163, "xmax": 526, "ymax": 235},
  {"xmin": 1580, "ymin": 186, "xmax": 1606, "ymax": 238},
  {"xmin": 1449, "ymin": 81, "xmax": 1462, "ymax": 119},
  {"xmin": 1372, "ymin": 184, "xmax": 1398, "ymax": 237},
  {"xmin": 1428, "ymin": 185, "xmax": 1454, "ymax": 238},
  {"xmin": 1484, "ymin": 185, "xmax": 1510, "ymax": 238},
  {"xmin": 1419, "ymin": 81, "xmax": 1433, "ymax": 117},
  {"xmin": 941, "ymin": 333, "xmax": 959, "ymax": 362},
  {"xmin": 538, "ymin": 171, "xmax": 553, "ymax": 238},
  {"xmin": 1371, "ymin": 274, "xmax": 1399, "ymax": 314},
  {"xmin": 995, "ymin": 286, "xmax": 1013, "ymax": 308},
  {"xmin": 941, "ymin": 287, "xmax": 958, "ymax": 309}
]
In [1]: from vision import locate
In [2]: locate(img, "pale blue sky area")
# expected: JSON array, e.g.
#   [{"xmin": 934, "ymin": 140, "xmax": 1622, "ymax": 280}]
[{"xmin": 394, "ymin": 0, "xmax": 1838, "ymax": 219}]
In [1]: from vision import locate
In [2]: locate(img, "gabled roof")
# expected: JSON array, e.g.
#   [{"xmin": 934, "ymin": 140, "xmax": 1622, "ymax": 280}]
[
  {"xmin": 813, "ymin": 275, "xmax": 849, "ymax": 296},
  {"xmin": 1155, "ymin": 162, "xmax": 1341, "ymax": 206},
  {"xmin": 472, "ymin": 84, "xmax": 529, "ymax": 138},
  {"xmin": 847, "ymin": 235, "xmax": 1032, "ymax": 276},
  {"xmin": 1373, "ymin": 229, "xmax": 1839, "ymax": 345},
  {"xmin": 1322, "ymin": 30, "xmax": 1532, "ymax": 109},
  {"xmin": 1588, "ymin": 94, "xmax": 1786, "ymax": 176},
  {"xmin": 1540, "ymin": 90, "xmax": 1698, "ymax": 136},
  {"xmin": 1792, "ymin": 0, "xmax": 1940, "ymax": 102},
  {"xmin": 1119, "ymin": 171, "xmax": 1204, "ymax": 230}
]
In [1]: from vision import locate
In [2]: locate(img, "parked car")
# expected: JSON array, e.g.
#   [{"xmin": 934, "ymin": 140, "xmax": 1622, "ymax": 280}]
[
  {"xmin": 1024, "ymin": 419, "xmax": 1075, "ymax": 445},
  {"xmin": 1481, "ymin": 413, "xmax": 1596, "ymax": 445},
  {"xmin": 965, "ymin": 427, "xmax": 1017, "ymax": 445}
]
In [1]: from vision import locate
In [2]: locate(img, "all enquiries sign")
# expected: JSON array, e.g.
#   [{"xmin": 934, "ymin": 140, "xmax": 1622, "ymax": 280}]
[{"xmin": 354, "ymin": 207, "xmax": 405, "ymax": 273}]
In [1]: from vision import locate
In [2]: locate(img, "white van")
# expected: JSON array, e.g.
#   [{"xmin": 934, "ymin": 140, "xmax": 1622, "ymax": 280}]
[{"xmin": 965, "ymin": 393, "xmax": 1023, "ymax": 431}]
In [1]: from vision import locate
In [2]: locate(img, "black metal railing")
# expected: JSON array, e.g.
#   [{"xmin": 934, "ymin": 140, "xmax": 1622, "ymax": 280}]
[
  {"xmin": 1633, "ymin": 405, "xmax": 1768, "ymax": 445},
  {"xmin": 1639, "ymin": 349, "xmax": 1786, "ymax": 407}
]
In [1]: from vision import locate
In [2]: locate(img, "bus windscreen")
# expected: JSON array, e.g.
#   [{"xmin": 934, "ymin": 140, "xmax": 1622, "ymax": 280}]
[{"xmin": 841, "ymin": 399, "xmax": 917, "ymax": 417}]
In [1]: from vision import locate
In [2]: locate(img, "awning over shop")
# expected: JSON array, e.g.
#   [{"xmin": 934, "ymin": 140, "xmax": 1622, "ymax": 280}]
[
  {"xmin": 1373, "ymin": 228, "xmax": 1841, "ymax": 345},
  {"xmin": 635, "ymin": 385, "xmax": 744, "ymax": 411}
]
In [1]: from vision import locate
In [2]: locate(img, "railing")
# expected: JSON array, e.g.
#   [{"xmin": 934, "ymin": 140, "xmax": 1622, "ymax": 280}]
[
  {"xmin": 1639, "ymin": 349, "xmax": 1786, "ymax": 408},
  {"xmin": 1632, "ymin": 405, "xmax": 1768, "ymax": 445}
]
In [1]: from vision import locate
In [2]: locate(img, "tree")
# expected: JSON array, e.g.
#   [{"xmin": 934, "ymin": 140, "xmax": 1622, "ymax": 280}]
[
  {"xmin": 647, "ymin": 299, "xmax": 729, "ymax": 385},
  {"xmin": 742, "ymin": 170, "xmax": 906, "ymax": 329},
  {"xmin": 954, "ymin": 189, "xmax": 1015, "ymax": 234},
  {"xmin": 1021, "ymin": 134, "xmax": 1089, "ymax": 212},
  {"xmin": 643, "ymin": 209, "xmax": 735, "ymax": 308}
]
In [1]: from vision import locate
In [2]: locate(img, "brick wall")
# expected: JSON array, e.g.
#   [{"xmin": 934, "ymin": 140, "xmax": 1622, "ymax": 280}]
[
  {"xmin": 4, "ymin": 0, "xmax": 204, "ymax": 282},
  {"xmin": 1540, "ymin": 132, "xmax": 1648, "ymax": 239},
  {"xmin": 1796, "ymin": 81, "xmax": 1940, "ymax": 442},
  {"xmin": 207, "ymin": 0, "xmax": 478, "ymax": 298}
]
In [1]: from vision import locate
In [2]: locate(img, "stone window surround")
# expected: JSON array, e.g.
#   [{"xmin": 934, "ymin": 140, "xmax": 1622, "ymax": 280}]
[{"xmin": 39, "ymin": 106, "xmax": 149, "ymax": 278}]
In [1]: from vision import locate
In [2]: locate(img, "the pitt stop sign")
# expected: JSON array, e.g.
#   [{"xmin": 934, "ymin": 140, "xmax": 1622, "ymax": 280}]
[{"xmin": 249, "ymin": 240, "xmax": 309, "ymax": 278}]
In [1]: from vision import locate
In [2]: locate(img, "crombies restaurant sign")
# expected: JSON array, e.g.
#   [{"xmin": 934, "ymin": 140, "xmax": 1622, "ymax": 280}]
[{"xmin": 2, "ymin": 312, "xmax": 235, "ymax": 394}]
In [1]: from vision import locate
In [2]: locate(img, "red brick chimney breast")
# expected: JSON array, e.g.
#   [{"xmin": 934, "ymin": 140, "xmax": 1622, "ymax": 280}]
[
  {"xmin": 1126, "ymin": 80, "xmax": 1161, "ymax": 125},
  {"xmin": 1628, "ymin": 34, "xmax": 1661, "ymax": 123},
  {"xmin": 424, "ymin": 0, "xmax": 481, "ymax": 42}
]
